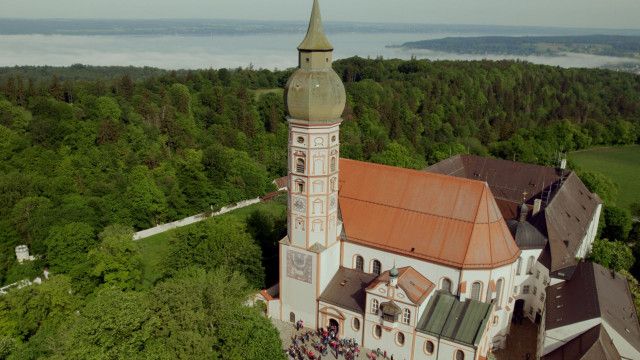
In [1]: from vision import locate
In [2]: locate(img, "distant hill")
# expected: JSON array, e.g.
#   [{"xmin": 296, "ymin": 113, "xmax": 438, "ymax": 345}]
[{"xmin": 401, "ymin": 35, "xmax": 640, "ymax": 58}]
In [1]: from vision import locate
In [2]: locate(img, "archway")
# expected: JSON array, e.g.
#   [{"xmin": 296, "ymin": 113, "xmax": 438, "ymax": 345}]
[{"xmin": 329, "ymin": 318, "xmax": 339, "ymax": 334}]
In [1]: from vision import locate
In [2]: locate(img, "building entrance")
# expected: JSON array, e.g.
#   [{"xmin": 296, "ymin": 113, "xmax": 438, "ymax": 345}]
[{"xmin": 329, "ymin": 318, "xmax": 339, "ymax": 334}]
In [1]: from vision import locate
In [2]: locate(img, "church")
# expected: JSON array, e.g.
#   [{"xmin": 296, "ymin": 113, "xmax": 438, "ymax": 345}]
[{"xmin": 258, "ymin": 1, "xmax": 639, "ymax": 359}]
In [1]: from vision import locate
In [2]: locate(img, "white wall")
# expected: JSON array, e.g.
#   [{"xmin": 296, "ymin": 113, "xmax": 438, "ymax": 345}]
[
  {"xmin": 576, "ymin": 203, "xmax": 602, "ymax": 258},
  {"xmin": 279, "ymin": 243, "xmax": 319, "ymax": 329}
]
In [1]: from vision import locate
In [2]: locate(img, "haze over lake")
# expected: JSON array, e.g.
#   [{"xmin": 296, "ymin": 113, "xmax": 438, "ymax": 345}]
[{"xmin": 1, "ymin": 19, "xmax": 639, "ymax": 70}]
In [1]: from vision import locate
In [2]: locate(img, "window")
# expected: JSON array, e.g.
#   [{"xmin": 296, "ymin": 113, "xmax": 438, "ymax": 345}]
[
  {"xmin": 290, "ymin": 312, "xmax": 295, "ymax": 323},
  {"xmin": 441, "ymin": 278, "xmax": 452, "ymax": 293},
  {"xmin": 355, "ymin": 255, "xmax": 364, "ymax": 271},
  {"xmin": 527, "ymin": 256, "xmax": 535, "ymax": 275},
  {"xmin": 396, "ymin": 332, "xmax": 405, "ymax": 346},
  {"xmin": 371, "ymin": 299, "xmax": 379, "ymax": 314},
  {"xmin": 425, "ymin": 341, "xmax": 435, "ymax": 354},
  {"xmin": 297, "ymin": 136, "xmax": 304, "ymax": 144},
  {"xmin": 496, "ymin": 278, "xmax": 504, "ymax": 307},
  {"xmin": 296, "ymin": 180, "xmax": 305, "ymax": 193},
  {"xmin": 374, "ymin": 325, "xmax": 382, "ymax": 339},
  {"xmin": 330, "ymin": 157, "xmax": 337, "ymax": 172},
  {"xmin": 523, "ymin": 285, "xmax": 530, "ymax": 294},
  {"xmin": 353, "ymin": 318, "xmax": 360, "ymax": 331},
  {"xmin": 455, "ymin": 350, "xmax": 465, "ymax": 360},
  {"xmin": 471, "ymin": 282, "xmax": 482, "ymax": 301},
  {"xmin": 516, "ymin": 257, "xmax": 522, "ymax": 275},
  {"xmin": 513, "ymin": 286, "xmax": 518, "ymax": 294},
  {"xmin": 331, "ymin": 135, "xmax": 336, "ymax": 142},
  {"xmin": 402, "ymin": 309, "xmax": 411, "ymax": 325},
  {"xmin": 533, "ymin": 286, "xmax": 538, "ymax": 295},
  {"xmin": 296, "ymin": 158, "xmax": 305, "ymax": 173},
  {"xmin": 372, "ymin": 260, "xmax": 382, "ymax": 276}
]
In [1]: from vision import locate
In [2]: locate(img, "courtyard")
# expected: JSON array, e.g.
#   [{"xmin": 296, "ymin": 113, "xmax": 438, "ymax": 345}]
[{"xmin": 493, "ymin": 321, "xmax": 539, "ymax": 360}]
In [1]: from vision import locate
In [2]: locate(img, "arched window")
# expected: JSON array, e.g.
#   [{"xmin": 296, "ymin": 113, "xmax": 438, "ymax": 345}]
[
  {"xmin": 516, "ymin": 257, "xmax": 523, "ymax": 275},
  {"xmin": 290, "ymin": 312, "xmax": 295, "ymax": 323},
  {"xmin": 402, "ymin": 308, "xmax": 411, "ymax": 325},
  {"xmin": 425, "ymin": 341, "xmax": 435, "ymax": 354},
  {"xmin": 372, "ymin": 260, "xmax": 381, "ymax": 276},
  {"xmin": 295, "ymin": 180, "xmax": 305, "ymax": 193},
  {"xmin": 496, "ymin": 278, "xmax": 504, "ymax": 307},
  {"xmin": 374, "ymin": 325, "xmax": 382, "ymax": 339},
  {"xmin": 471, "ymin": 282, "xmax": 482, "ymax": 301},
  {"xmin": 396, "ymin": 332, "xmax": 405, "ymax": 346},
  {"xmin": 296, "ymin": 158, "xmax": 305, "ymax": 173},
  {"xmin": 527, "ymin": 256, "xmax": 535, "ymax": 274},
  {"xmin": 371, "ymin": 299, "xmax": 379, "ymax": 314},
  {"xmin": 330, "ymin": 157, "xmax": 337, "ymax": 172},
  {"xmin": 455, "ymin": 350, "xmax": 465, "ymax": 360},
  {"xmin": 355, "ymin": 255, "xmax": 364, "ymax": 271},
  {"xmin": 441, "ymin": 278, "xmax": 452, "ymax": 293},
  {"xmin": 353, "ymin": 317, "xmax": 360, "ymax": 331},
  {"xmin": 313, "ymin": 199, "xmax": 323, "ymax": 214}
]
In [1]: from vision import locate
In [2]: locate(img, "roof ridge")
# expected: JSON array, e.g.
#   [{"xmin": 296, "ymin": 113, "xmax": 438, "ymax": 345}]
[
  {"xmin": 341, "ymin": 158, "xmax": 490, "ymax": 187},
  {"xmin": 340, "ymin": 195, "xmax": 503, "ymax": 225}
]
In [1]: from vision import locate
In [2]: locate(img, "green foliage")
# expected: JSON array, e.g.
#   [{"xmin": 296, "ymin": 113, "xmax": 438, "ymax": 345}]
[
  {"xmin": 164, "ymin": 218, "xmax": 265, "ymax": 288},
  {"xmin": 602, "ymin": 206, "xmax": 633, "ymax": 242},
  {"xmin": 89, "ymin": 225, "xmax": 143, "ymax": 290},
  {"xmin": 576, "ymin": 170, "xmax": 619, "ymax": 205},
  {"xmin": 588, "ymin": 239, "xmax": 635, "ymax": 272},
  {"xmin": 246, "ymin": 207, "xmax": 287, "ymax": 286},
  {"xmin": 46, "ymin": 222, "xmax": 95, "ymax": 273},
  {"xmin": 371, "ymin": 141, "xmax": 426, "ymax": 169}
]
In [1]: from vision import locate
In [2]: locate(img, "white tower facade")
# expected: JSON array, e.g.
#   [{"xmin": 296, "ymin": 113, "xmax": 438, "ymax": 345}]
[{"xmin": 279, "ymin": 0, "xmax": 346, "ymax": 329}]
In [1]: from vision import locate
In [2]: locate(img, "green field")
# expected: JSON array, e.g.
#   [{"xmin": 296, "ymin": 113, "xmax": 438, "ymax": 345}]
[
  {"xmin": 570, "ymin": 145, "xmax": 640, "ymax": 209},
  {"xmin": 137, "ymin": 197, "xmax": 286, "ymax": 287}
]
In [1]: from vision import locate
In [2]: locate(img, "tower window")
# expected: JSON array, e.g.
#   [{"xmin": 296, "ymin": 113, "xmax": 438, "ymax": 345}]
[
  {"xmin": 396, "ymin": 332, "xmax": 405, "ymax": 346},
  {"xmin": 402, "ymin": 309, "xmax": 411, "ymax": 325},
  {"xmin": 374, "ymin": 325, "xmax": 382, "ymax": 339},
  {"xmin": 355, "ymin": 255, "xmax": 364, "ymax": 271},
  {"xmin": 296, "ymin": 180, "xmax": 305, "ymax": 193},
  {"xmin": 297, "ymin": 136, "xmax": 304, "ymax": 144},
  {"xmin": 371, "ymin": 299, "xmax": 379, "ymax": 314},
  {"xmin": 296, "ymin": 158, "xmax": 305, "ymax": 173},
  {"xmin": 330, "ymin": 157, "xmax": 337, "ymax": 172},
  {"xmin": 471, "ymin": 281, "xmax": 482, "ymax": 301},
  {"xmin": 372, "ymin": 260, "xmax": 381, "ymax": 276},
  {"xmin": 440, "ymin": 278, "xmax": 452, "ymax": 293},
  {"xmin": 306, "ymin": 57, "xmax": 310, "ymax": 62},
  {"xmin": 290, "ymin": 312, "xmax": 296, "ymax": 323}
]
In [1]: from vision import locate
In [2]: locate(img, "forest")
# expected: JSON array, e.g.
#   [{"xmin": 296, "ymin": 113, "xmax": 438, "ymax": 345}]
[
  {"xmin": 0, "ymin": 57, "xmax": 640, "ymax": 358},
  {"xmin": 401, "ymin": 35, "xmax": 640, "ymax": 58}
]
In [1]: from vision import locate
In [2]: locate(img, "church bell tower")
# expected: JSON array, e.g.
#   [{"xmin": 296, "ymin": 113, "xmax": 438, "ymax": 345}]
[{"xmin": 279, "ymin": 0, "xmax": 346, "ymax": 329}]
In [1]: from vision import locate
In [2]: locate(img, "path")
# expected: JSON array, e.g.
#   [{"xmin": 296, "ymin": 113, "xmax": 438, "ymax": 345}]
[{"xmin": 132, "ymin": 197, "xmax": 261, "ymax": 241}]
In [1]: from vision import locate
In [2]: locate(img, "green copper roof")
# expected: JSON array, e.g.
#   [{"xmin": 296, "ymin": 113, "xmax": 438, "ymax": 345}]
[
  {"xmin": 298, "ymin": 0, "xmax": 333, "ymax": 51},
  {"xmin": 416, "ymin": 291, "xmax": 493, "ymax": 347}
]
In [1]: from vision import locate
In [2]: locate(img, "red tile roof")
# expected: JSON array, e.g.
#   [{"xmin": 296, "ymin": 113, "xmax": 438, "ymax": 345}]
[
  {"xmin": 367, "ymin": 267, "xmax": 435, "ymax": 305},
  {"xmin": 339, "ymin": 159, "xmax": 520, "ymax": 269}
]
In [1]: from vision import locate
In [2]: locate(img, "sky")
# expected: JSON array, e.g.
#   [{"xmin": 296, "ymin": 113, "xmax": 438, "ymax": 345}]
[{"xmin": 1, "ymin": 0, "xmax": 639, "ymax": 30}]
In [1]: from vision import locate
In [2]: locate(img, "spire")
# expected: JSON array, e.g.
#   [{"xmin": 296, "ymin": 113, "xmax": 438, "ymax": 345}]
[{"xmin": 298, "ymin": 0, "xmax": 333, "ymax": 51}]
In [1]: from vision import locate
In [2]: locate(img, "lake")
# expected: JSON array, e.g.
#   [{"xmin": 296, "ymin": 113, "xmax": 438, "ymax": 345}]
[{"xmin": 1, "ymin": 20, "xmax": 639, "ymax": 70}]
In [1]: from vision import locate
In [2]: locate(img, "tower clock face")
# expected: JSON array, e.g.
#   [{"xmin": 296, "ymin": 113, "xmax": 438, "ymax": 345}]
[{"xmin": 294, "ymin": 198, "xmax": 306, "ymax": 212}]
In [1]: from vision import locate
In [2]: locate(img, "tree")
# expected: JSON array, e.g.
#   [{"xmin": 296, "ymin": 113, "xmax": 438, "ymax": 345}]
[
  {"xmin": 164, "ymin": 218, "xmax": 265, "ymax": 288},
  {"xmin": 45, "ymin": 222, "xmax": 96, "ymax": 273},
  {"xmin": 89, "ymin": 225, "xmax": 143, "ymax": 290},
  {"xmin": 94, "ymin": 96, "xmax": 122, "ymax": 121},
  {"xmin": 589, "ymin": 239, "xmax": 635, "ymax": 272},
  {"xmin": 10, "ymin": 197, "xmax": 53, "ymax": 254},
  {"xmin": 602, "ymin": 206, "xmax": 633, "ymax": 241},
  {"xmin": 125, "ymin": 166, "xmax": 168, "ymax": 229},
  {"xmin": 578, "ymin": 170, "xmax": 619, "ymax": 205},
  {"xmin": 370, "ymin": 141, "xmax": 426, "ymax": 170},
  {"xmin": 147, "ymin": 268, "xmax": 284, "ymax": 360}
]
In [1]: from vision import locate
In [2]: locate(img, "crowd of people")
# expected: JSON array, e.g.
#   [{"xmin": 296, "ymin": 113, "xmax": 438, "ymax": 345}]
[{"xmin": 286, "ymin": 320, "xmax": 394, "ymax": 360}]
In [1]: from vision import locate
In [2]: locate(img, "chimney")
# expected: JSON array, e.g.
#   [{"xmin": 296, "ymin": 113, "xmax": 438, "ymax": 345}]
[
  {"xmin": 559, "ymin": 158, "xmax": 567, "ymax": 170},
  {"xmin": 533, "ymin": 199, "xmax": 543, "ymax": 216}
]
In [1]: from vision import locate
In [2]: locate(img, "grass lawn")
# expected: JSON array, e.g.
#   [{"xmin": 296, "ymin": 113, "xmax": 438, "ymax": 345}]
[
  {"xmin": 137, "ymin": 196, "xmax": 287, "ymax": 287},
  {"xmin": 569, "ymin": 145, "xmax": 640, "ymax": 210}
]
